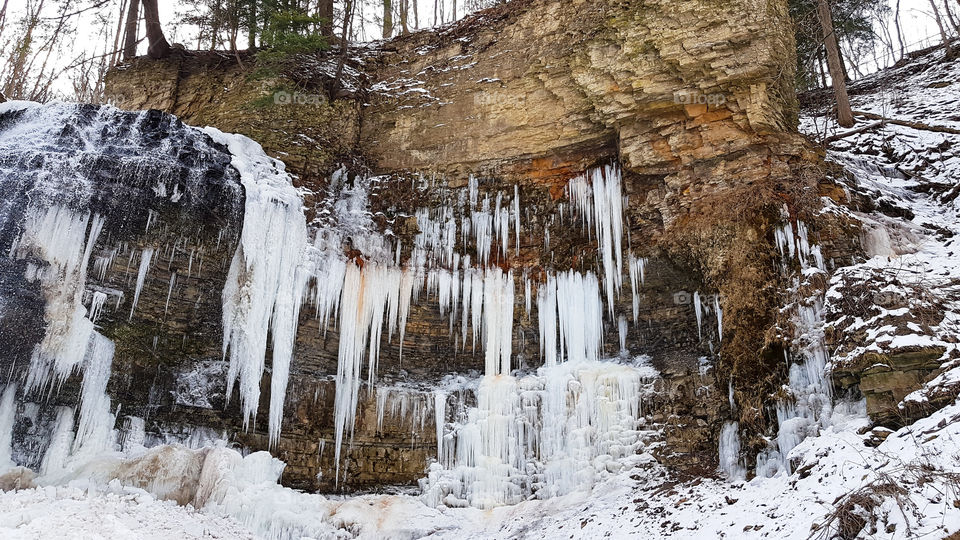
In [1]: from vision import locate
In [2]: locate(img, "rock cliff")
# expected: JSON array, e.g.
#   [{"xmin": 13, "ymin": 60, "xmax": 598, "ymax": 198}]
[{"xmin": 94, "ymin": 0, "xmax": 843, "ymax": 490}]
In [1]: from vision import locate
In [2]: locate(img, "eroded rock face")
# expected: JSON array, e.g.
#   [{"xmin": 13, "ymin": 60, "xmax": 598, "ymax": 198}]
[
  {"xmin": 96, "ymin": 0, "xmax": 829, "ymax": 490},
  {"xmin": 0, "ymin": 103, "xmax": 244, "ymax": 471}
]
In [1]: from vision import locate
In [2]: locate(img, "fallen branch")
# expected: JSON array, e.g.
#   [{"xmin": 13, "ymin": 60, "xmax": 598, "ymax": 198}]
[
  {"xmin": 825, "ymin": 121, "xmax": 884, "ymax": 143},
  {"xmin": 853, "ymin": 110, "xmax": 960, "ymax": 135}
]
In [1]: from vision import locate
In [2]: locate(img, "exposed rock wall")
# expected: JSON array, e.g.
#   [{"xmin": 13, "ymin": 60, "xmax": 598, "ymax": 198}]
[{"xmin": 99, "ymin": 0, "xmax": 833, "ymax": 490}]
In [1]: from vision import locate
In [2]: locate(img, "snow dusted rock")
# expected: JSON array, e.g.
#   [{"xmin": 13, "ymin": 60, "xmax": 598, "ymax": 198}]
[{"xmin": 801, "ymin": 45, "xmax": 960, "ymax": 427}]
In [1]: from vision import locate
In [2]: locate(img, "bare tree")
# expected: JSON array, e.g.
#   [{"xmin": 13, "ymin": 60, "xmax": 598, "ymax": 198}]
[
  {"xmin": 817, "ymin": 0, "xmax": 854, "ymax": 127},
  {"xmin": 893, "ymin": 0, "xmax": 906, "ymax": 61},
  {"xmin": 122, "ymin": 0, "xmax": 139, "ymax": 60},
  {"xmin": 942, "ymin": 0, "xmax": 960, "ymax": 34},
  {"xmin": 382, "ymin": 0, "xmax": 393, "ymax": 38},
  {"xmin": 928, "ymin": 0, "xmax": 956, "ymax": 59},
  {"xmin": 141, "ymin": 0, "xmax": 171, "ymax": 59},
  {"xmin": 400, "ymin": 0, "xmax": 409, "ymax": 34},
  {"xmin": 332, "ymin": 0, "xmax": 356, "ymax": 95}
]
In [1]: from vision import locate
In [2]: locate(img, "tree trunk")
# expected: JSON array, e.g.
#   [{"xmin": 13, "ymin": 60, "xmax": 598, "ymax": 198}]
[
  {"xmin": 210, "ymin": 0, "xmax": 222, "ymax": 50},
  {"xmin": 383, "ymin": 0, "xmax": 393, "ymax": 39},
  {"xmin": 928, "ymin": 0, "xmax": 956, "ymax": 60},
  {"xmin": 413, "ymin": 0, "xmax": 419, "ymax": 30},
  {"xmin": 320, "ymin": 0, "xmax": 335, "ymax": 37},
  {"xmin": 0, "ymin": 0, "xmax": 10, "ymax": 38},
  {"xmin": 122, "ymin": 0, "xmax": 140, "ymax": 60},
  {"xmin": 110, "ymin": 0, "xmax": 128, "ymax": 65},
  {"xmin": 400, "ymin": 0, "xmax": 409, "ymax": 34},
  {"xmin": 247, "ymin": 0, "xmax": 257, "ymax": 49},
  {"xmin": 141, "ymin": 0, "xmax": 171, "ymax": 59},
  {"xmin": 893, "ymin": 0, "xmax": 906, "ymax": 61},
  {"xmin": 332, "ymin": 0, "xmax": 356, "ymax": 95},
  {"xmin": 817, "ymin": 0, "xmax": 854, "ymax": 127},
  {"xmin": 942, "ymin": 0, "xmax": 960, "ymax": 34}
]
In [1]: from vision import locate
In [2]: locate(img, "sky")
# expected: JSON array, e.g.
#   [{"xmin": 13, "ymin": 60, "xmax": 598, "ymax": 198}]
[{"xmin": 0, "ymin": 0, "xmax": 952, "ymax": 98}]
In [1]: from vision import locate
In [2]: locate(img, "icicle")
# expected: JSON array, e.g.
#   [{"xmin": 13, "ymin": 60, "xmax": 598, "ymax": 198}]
[
  {"xmin": 555, "ymin": 270, "xmax": 603, "ymax": 364},
  {"xmin": 513, "ymin": 185, "xmax": 520, "ymax": 256},
  {"xmin": 566, "ymin": 166, "xmax": 624, "ymax": 318},
  {"xmin": 537, "ymin": 276, "xmax": 558, "ymax": 368},
  {"xmin": 694, "ymin": 291, "xmax": 703, "ymax": 340},
  {"xmin": 482, "ymin": 268, "xmax": 514, "ymax": 376},
  {"xmin": 718, "ymin": 422, "xmax": 745, "ymax": 480},
  {"xmin": 89, "ymin": 291, "xmax": 108, "ymax": 323},
  {"xmin": 208, "ymin": 127, "xmax": 309, "ymax": 448},
  {"xmin": 129, "ymin": 248, "xmax": 154, "ymax": 321},
  {"xmin": 0, "ymin": 384, "xmax": 17, "ymax": 469},
  {"xmin": 627, "ymin": 255, "xmax": 646, "ymax": 324},
  {"xmin": 714, "ymin": 295, "xmax": 723, "ymax": 342},
  {"xmin": 435, "ymin": 391, "xmax": 446, "ymax": 461},
  {"xmin": 163, "ymin": 272, "xmax": 177, "ymax": 315},
  {"xmin": 618, "ymin": 316, "xmax": 628, "ymax": 355}
]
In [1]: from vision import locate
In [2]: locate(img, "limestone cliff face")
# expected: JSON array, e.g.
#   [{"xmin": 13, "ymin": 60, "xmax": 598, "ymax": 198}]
[{"xmin": 102, "ymin": 0, "xmax": 842, "ymax": 489}]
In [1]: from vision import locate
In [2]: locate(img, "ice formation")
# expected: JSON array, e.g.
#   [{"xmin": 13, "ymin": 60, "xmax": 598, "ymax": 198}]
[
  {"xmin": 13, "ymin": 206, "xmax": 105, "ymax": 393},
  {"xmin": 718, "ymin": 421, "xmax": 745, "ymax": 480},
  {"xmin": 128, "ymin": 247, "xmax": 153, "ymax": 320},
  {"xmin": 205, "ymin": 127, "xmax": 309, "ymax": 447},
  {"xmin": 566, "ymin": 165, "xmax": 625, "ymax": 316},
  {"xmin": 421, "ymin": 359, "xmax": 653, "ymax": 509},
  {"xmin": 757, "ymin": 215, "xmax": 834, "ymax": 476},
  {"xmin": 0, "ymin": 384, "xmax": 16, "ymax": 469}
]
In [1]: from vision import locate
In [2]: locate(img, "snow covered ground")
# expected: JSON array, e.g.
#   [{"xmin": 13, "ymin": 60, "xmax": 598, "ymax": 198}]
[{"xmin": 1, "ymin": 400, "xmax": 958, "ymax": 539}]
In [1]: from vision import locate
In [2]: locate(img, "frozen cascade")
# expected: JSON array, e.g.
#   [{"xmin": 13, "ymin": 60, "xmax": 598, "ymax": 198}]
[
  {"xmin": 206, "ymin": 127, "xmax": 309, "ymax": 448},
  {"xmin": 421, "ymin": 360, "xmax": 652, "ymax": 509},
  {"xmin": 332, "ymin": 262, "xmax": 411, "ymax": 481},
  {"xmin": 128, "ymin": 247, "xmax": 154, "ymax": 320},
  {"xmin": 755, "ymin": 216, "xmax": 834, "ymax": 477},
  {"xmin": 566, "ymin": 165, "xmax": 625, "ymax": 317},
  {"xmin": 718, "ymin": 421, "xmax": 745, "ymax": 480},
  {"xmin": 13, "ymin": 206, "xmax": 105, "ymax": 392},
  {"xmin": 73, "ymin": 332, "xmax": 117, "ymax": 457},
  {"xmin": 482, "ymin": 268, "xmax": 515, "ymax": 376},
  {"xmin": 0, "ymin": 384, "xmax": 16, "ymax": 469},
  {"xmin": 41, "ymin": 406, "xmax": 76, "ymax": 476},
  {"xmin": 537, "ymin": 271, "xmax": 604, "ymax": 366}
]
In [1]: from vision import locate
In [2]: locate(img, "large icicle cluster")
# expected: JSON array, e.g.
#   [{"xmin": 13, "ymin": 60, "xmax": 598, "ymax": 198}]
[
  {"xmin": 421, "ymin": 359, "xmax": 656, "ymax": 509},
  {"xmin": 566, "ymin": 165, "xmax": 625, "ymax": 316},
  {"xmin": 204, "ymin": 127, "xmax": 310, "ymax": 448}
]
